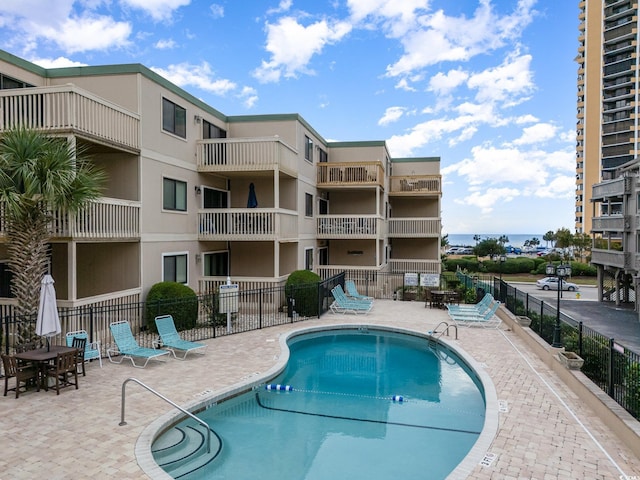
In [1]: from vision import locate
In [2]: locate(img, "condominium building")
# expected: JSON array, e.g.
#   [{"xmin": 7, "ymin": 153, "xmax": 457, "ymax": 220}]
[
  {"xmin": 579, "ymin": 0, "xmax": 638, "ymax": 308},
  {"xmin": 0, "ymin": 49, "xmax": 441, "ymax": 312}
]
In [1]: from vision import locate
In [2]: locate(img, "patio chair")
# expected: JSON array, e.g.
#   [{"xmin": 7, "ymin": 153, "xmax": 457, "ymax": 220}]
[
  {"xmin": 44, "ymin": 350, "xmax": 79, "ymax": 395},
  {"xmin": 330, "ymin": 286, "xmax": 373, "ymax": 315},
  {"xmin": 153, "ymin": 315, "xmax": 207, "ymax": 360},
  {"xmin": 446, "ymin": 293, "xmax": 493, "ymax": 313},
  {"xmin": 1, "ymin": 354, "xmax": 39, "ymax": 398},
  {"xmin": 448, "ymin": 301, "xmax": 502, "ymax": 328},
  {"xmin": 66, "ymin": 329, "xmax": 103, "ymax": 375},
  {"xmin": 344, "ymin": 280, "xmax": 373, "ymax": 301},
  {"xmin": 108, "ymin": 320, "xmax": 171, "ymax": 368}
]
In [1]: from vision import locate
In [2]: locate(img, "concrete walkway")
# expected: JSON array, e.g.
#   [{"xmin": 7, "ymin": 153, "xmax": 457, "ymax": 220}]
[{"xmin": 1, "ymin": 300, "xmax": 639, "ymax": 479}]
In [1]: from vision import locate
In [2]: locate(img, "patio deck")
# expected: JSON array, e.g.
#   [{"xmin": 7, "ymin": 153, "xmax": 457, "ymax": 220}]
[{"xmin": 1, "ymin": 300, "xmax": 639, "ymax": 479}]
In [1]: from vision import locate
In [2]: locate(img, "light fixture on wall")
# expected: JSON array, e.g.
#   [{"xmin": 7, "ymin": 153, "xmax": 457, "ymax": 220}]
[
  {"xmin": 195, "ymin": 253, "xmax": 201, "ymax": 264},
  {"xmin": 195, "ymin": 186, "xmax": 202, "ymax": 195},
  {"xmin": 194, "ymin": 114, "xmax": 202, "ymax": 124}
]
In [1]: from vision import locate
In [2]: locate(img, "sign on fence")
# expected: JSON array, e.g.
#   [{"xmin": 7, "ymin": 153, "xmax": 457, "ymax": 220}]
[
  {"xmin": 219, "ymin": 284, "xmax": 239, "ymax": 314},
  {"xmin": 404, "ymin": 273, "xmax": 419, "ymax": 287},
  {"xmin": 420, "ymin": 274, "xmax": 440, "ymax": 287}
]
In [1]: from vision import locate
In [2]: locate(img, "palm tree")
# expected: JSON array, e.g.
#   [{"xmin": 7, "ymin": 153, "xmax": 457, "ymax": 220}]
[
  {"xmin": 0, "ymin": 127, "xmax": 106, "ymax": 340},
  {"xmin": 543, "ymin": 231, "xmax": 555, "ymax": 248},
  {"xmin": 473, "ymin": 234, "xmax": 481, "ymax": 245}
]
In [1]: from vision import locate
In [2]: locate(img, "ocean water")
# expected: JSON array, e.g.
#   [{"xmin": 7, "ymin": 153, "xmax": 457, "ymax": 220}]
[{"xmin": 445, "ymin": 234, "xmax": 548, "ymax": 248}]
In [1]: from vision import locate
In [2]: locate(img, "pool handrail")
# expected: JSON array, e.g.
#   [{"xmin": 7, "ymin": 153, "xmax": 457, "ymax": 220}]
[{"xmin": 120, "ymin": 377, "xmax": 211, "ymax": 453}]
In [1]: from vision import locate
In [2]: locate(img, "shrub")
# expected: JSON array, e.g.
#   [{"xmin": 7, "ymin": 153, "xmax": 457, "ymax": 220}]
[
  {"xmin": 145, "ymin": 282, "xmax": 199, "ymax": 333},
  {"xmin": 285, "ymin": 270, "xmax": 321, "ymax": 317}
]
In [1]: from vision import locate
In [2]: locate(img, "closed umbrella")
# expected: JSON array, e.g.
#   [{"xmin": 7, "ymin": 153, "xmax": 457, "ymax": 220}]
[
  {"xmin": 36, "ymin": 274, "xmax": 61, "ymax": 351},
  {"xmin": 247, "ymin": 182, "xmax": 258, "ymax": 208}
]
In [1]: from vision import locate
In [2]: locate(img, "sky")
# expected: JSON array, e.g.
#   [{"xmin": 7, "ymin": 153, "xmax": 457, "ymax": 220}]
[{"xmin": 0, "ymin": 0, "xmax": 579, "ymax": 235}]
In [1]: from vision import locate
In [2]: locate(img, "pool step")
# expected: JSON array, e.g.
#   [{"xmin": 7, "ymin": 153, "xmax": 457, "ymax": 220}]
[{"xmin": 152, "ymin": 424, "xmax": 221, "ymax": 478}]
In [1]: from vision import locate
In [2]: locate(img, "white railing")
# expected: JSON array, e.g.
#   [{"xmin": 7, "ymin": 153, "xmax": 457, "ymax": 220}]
[
  {"xmin": 390, "ymin": 175, "xmax": 441, "ymax": 194},
  {"xmin": 51, "ymin": 198, "xmax": 140, "ymax": 238},
  {"xmin": 317, "ymin": 162, "xmax": 384, "ymax": 186},
  {"xmin": 0, "ymin": 85, "xmax": 139, "ymax": 151},
  {"xmin": 0, "ymin": 198, "xmax": 140, "ymax": 239},
  {"xmin": 317, "ymin": 215, "xmax": 381, "ymax": 238},
  {"xmin": 388, "ymin": 259, "xmax": 441, "ymax": 274},
  {"xmin": 388, "ymin": 218, "xmax": 440, "ymax": 237},
  {"xmin": 591, "ymin": 249, "xmax": 626, "ymax": 268},
  {"xmin": 197, "ymin": 137, "xmax": 298, "ymax": 175},
  {"xmin": 198, "ymin": 276, "xmax": 288, "ymax": 295},
  {"xmin": 198, "ymin": 208, "xmax": 298, "ymax": 240},
  {"xmin": 592, "ymin": 215, "xmax": 625, "ymax": 232}
]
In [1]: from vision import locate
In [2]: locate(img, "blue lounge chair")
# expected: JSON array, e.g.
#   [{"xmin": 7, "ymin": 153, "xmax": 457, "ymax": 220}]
[
  {"xmin": 330, "ymin": 286, "xmax": 373, "ymax": 315},
  {"xmin": 66, "ymin": 329, "xmax": 102, "ymax": 375},
  {"xmin": 345, "ymin": 280, "xmax": 373, "ymax": 300},
  {"xmin": 448, "ymin": 301, "xmax": 502, "ymax": 328},
  {"xmin": 153, "ymin": 315, "xmax": 207, "ymax": 360},
  {"xmin": 108, "ymin": 320, "xmax": 171, "ymax": 368},
  {"xmin": 446, "ymin": 293, "xmax": 493, "ymax": 313}
]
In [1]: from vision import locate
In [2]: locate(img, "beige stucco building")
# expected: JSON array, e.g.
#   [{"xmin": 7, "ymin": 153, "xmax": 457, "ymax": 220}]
[{"xmin": 0, "ymin": 49, "xmax": 441, "ymax": 311}]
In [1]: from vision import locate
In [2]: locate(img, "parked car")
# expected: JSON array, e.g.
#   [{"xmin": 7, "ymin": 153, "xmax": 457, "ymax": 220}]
[
  {"xmin": 458, "ymin": 247, "xmax": 474, "ymax": 255},
  {"xmin": 536, "ymin": 277, "xmax": 579, "ymax": 291},
  {"xmin": 445, "ymin": 247, "xmax": 461, "ymax": 255}
]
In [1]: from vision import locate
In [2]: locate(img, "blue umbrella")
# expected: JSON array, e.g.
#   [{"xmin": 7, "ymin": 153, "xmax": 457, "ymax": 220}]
[{"xmin": 247, "ymin": 182, "xmax": 258, "ymax": 208}]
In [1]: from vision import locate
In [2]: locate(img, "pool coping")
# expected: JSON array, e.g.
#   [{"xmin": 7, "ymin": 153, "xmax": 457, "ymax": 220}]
[{"xmin": 136, "ymin": 322, "xmax": 499, "ymax": 480}]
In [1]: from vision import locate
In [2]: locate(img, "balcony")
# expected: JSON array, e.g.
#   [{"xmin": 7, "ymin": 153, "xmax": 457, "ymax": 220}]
[
  {"xmin": 316, "ymin": 162, "xmax": 383, "ymax": 188},
  {"xmin": 317, "ymin": 215, "xmax": 382, "ymax": 239},
  {"xmin": 592, "ymin": 176, "xmax": 633, "ymax": 200},
  {"xmin": 388, "ymin": 259, "xmax": 441, "ymax": 274},
  {"xmin": 591, "ymin": 248, "xmax": 627, "ymax": 268},
  {"xmin": 388, "ymin": 218, "xmax": 440, "ymax": 237},
  {"xmin": 0, "ymin": 197, "xmax": 140, "ymax": 240},
  {"xmin": 0, "ymin": 85, "xmax": 140, "ymax": 152},
  {"xmin": 198, "ymin": 208, "xmax": 298, "ymax": 241},
  {"xmin": 389, "ymin": 175, "xmax": 441, "ymax": 196},
  {"xmin": 197, "ymin": 137, "xmax": 298, "ymax": 176},
  {"xmin": 591, "ymin": 215, "xmax": 628, "ymax": 232}
]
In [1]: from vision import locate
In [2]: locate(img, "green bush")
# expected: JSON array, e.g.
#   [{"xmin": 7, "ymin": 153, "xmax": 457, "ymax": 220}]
[
  {"xmin": 285, "ymin": 270, "xmax": 321, "ymax": 317},
  {"xmin": 444, "ymin": 258, "xmax": 481, "ymax": 272},
  {"xmin": 145, "ymin": 282, "xmax": 199, "ymax": 333}
]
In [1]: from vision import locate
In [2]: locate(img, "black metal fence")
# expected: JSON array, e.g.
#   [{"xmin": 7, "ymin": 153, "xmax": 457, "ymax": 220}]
[{"xmin": 456, "ymin": 273, "xmax": 640, "ymax": 420}]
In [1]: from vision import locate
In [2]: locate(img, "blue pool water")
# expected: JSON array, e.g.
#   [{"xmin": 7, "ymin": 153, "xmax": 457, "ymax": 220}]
[{"xmin": 152, "ymin": 328, "xmax": 487, "ymax": 479}]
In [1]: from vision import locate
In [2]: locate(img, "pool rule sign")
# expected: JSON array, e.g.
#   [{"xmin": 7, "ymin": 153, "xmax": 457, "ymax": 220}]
[{"xmin": 219, "ymin": 277, "xmax": 239, "ymax": 333}]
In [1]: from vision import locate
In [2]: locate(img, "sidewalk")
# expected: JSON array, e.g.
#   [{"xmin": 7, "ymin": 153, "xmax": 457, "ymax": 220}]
[{"xmin": 1, "ymin": 299, "xmax": 639, "ymax": 479}]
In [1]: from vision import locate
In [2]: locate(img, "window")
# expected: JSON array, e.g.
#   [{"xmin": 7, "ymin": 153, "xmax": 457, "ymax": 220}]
[
  {"xmin": 0, "ymin": 262, "xmax": 14, "ymax": 298},
  {"xmin": 163, "ymin": 178, "xmax": 187, "ymax": 211},
  {"xmin": 305, "ymin": 135, "xmax": 313, "ymax": 162},
  {"xmin": 305, "ymin": 193, "xmax": 313, "ymax": 217},
  {"xmin": 163, "ymin": 253, "xmax": 188, "ymax": 283},
  {"xmin": 203, "ymin": 120, "xmax": 227, "ymax": 139},
  {"xmin": 318, "ymin": 197, "xmax": 329, "ymax": 215},
  {"xmin": 318, "ymin": 247, "xmax": 328, "ymax": 266},
  {"xmin": 162, "ymin": 97, "xmax": 186, "ymax": 138},
  {"xmin": 305, "ymin": 248, "xmax": 313, "ymax": 271},
  {"xmin": 317, "ymin": 148, "xmax": 327, "ymax": 163},
  {"xmin": 204, "ymin": 251, "xmax": 229, "ymax": 276}
]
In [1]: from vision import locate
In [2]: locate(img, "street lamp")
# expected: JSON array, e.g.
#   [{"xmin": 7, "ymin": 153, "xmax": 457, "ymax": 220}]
[
  {"xmin": 546, "ymin": 263, "xmax": 572, "ymax": 348},
  {"xmin": 499, "ymin": 254, "xmax": 507, "ymax": 282}
]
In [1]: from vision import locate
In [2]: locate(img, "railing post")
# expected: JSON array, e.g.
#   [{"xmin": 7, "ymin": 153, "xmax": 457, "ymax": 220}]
[
  {"xmin": 608, "ymin": 338, "xmax": 615, "ymax": 398},
  {"xmin": 578, "ymin": 322, "xmax": 583, "ymax": 357}
]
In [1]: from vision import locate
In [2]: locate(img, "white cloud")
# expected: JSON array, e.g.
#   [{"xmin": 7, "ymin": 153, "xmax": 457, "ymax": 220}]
[
  {"xmin": 378, "ymin": 106, "xmax": 406, "ymax": 126},
  {"xmin": 428, "ymin": 69, "xmax": 469, "ymax": 95},
  {"xmin": 29, "ymin": 56, "xmax": 87, "ymax": 68},
  {"xmin": 155, "ymin": 38, "xmax": 177, "ymax": 49},
  {"xmin": 467, "ymin": 52, "xmax": 534, "ymax": 104},
  {"xmin": 512, "ymin": 122, "xmax": 557, "ymax": 145},
  {"xmin": 253, "ymin": 16, "xmax": 352, "ymax": 83},
  {"xmin": 239, "ymin": 86, "xmax": 258, "ymax": 109},
  {"xmin": 455, "ymin": 187, "xmax": 521, "ymax": 214},
  {"xmin": 267, "ymin": 0, "xmax": 292, "ymax": 15},
  {"xmin": 534, "ymin": 175, "xmax": 575, "ymax": 199},
  {"xmin": 119, "ymin": 0, "xmax": 191, "ymax": 22},
  {"xmin": 42, "ymin": 15, "xmax": 132, "ymax": 53},
  {"xmin": 151, "ymin": 62, "xmax": 237, "ymax": 96},
  {"xmin": 209, "ymin": 4, "xmax": 224, "ymax": 19}
]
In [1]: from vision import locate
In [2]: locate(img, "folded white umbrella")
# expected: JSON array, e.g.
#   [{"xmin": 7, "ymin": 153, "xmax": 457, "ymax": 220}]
[{"xmin": 36, "ymin": 274, "xmax": 61, "ymax": 351}]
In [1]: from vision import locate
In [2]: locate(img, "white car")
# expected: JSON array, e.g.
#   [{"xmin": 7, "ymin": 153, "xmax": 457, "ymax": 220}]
[{"xmin": 536, "ymin": 277, "xmax": 579, "ymax": 291}]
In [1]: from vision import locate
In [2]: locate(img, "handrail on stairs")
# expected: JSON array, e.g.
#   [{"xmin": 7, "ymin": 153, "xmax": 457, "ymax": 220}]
[{"xmin": 119, "ymin": 377, "xmax": 211, "ymax": 453}]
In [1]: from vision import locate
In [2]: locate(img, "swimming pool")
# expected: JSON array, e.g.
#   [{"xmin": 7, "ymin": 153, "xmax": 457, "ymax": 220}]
[{"xmin": 143, "ymin": 325, "xmax": 498, "ymax": 479}]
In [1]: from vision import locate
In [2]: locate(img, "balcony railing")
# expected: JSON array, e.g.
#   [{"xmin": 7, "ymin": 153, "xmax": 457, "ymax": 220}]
[
  {"xmin": 317, "ymin": 162, "xmax": 384, "ymax": 187},
  {"xmin": 388, "ymin": 218, "xmax": 440, "ymax": 237},
  {"xmin": 198, "ymin": 208, "xmax": 298, "ymax": 240},
  {"xmin": 592, "ymin": 215, "xmax": 627, "ymax": 232},
  {"xmin": 592, "ymin": 176, "xmax": 632, "ymax": 200},
  {"xmin": 389, "ymin": 175, "xmax": 441, "ymax": 195},
  {"xmin": 591, "ymin": 248, "xmax": 626, "ymax": 268},
  {"xmin": 388, "ymin": 259, "xmax": 441, "ymax": 274},
  {"xmin": 0, "ymin": 85, "xmax": 140, "ymax": 152},
  {"xmin": 197, "ymin": 137, "xmax": 298, "ymax": 175},
  {"xmin": 317, "ymin": 215, "xmax": 382, "ymax": 238},
  {"xmin": 0, "ymin": 198, "xmax": 140, "ymax": 239}
]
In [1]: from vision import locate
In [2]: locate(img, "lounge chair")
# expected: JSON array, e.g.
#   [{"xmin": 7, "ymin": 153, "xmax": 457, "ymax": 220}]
[
  {"xmin": 66, "ymin": 329, "xmax": 103, "ymax": 375},
  {"xmin": 344, "ymin": 280, "xmax": 373, "ymax": 300},
  {"xmin": 446, "ymin": 293, "xmax": 493, "ymax": 313},
  {"xmin": 330, "ymin": 286, "xmax": 373, "ymax": 315},
  {"xmin": 107, "ymin": 320, "xmax": 171, "ymax": 368},
  {"xmin": 448, "ymin": 301, "xmax": 502, "ymax": 328},
  {"xmin": 153, "ymin": 315, "xmax": 207, "ymax": 360}
]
